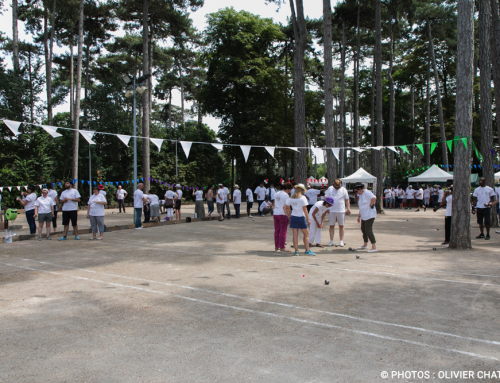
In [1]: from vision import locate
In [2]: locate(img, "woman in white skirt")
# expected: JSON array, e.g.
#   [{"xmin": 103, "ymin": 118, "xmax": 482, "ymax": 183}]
[
  {"xmin": 148, "ymin": 190, "xmax": 161, "ymax": 222},
  {"xmin": 308, "ymin": 197, "xmax": 334, "ymax": 247},
  {"xmin": 193, "ymin": 187, "xmax": 206, "ymax": 219},
  {"xmin": 87, "ymin": 186, "xmax": 107, "ymax": 240},
  {"xmin": 284, "ymin": 184, "xmax": 316, "ymax": 256}
]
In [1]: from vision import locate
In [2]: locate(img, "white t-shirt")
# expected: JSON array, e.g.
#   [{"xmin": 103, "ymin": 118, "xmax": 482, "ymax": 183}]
[
  {"xmin": 260, "ymin": 201, "xmax": 271, "ymax": 211},
  {"xmin": 60, "ymin": 189, "xmax": 81, "ymax": 211},
  {"xmin": 99, "ymin": 190, "xmax": 107, "ymax": 197},
  {"xmin": 285, "ymin": 196, "xmax": 308, "ymax": 217},
  {"xmin": 116, "ymin": 189, "xmax": 127, "ymax": 199},
  {"xmin": 216, "ymin": 188, "xmax": 226, "ymax": 204},
  {"xmin": 165, "ymin": 190, "xmax": 176, "ymax": 200},
  {"xmin": 308, "ymin": 200, "xmax": 330, "ymax": 222},
  {"xmin": 438, "ymin": 189, "xmax": 444, "ymax": 202},
  {"xmin": 233, "ymin": 189, "xmax": 241, "ymax": 204},
  {"xmin": 445, "ymin": 194, "xmax": 453, "ymax": 217},
  {"xmin": 35, "ymin": 196, "xmax": 55, "ymax": 214},
  {"xmin": 415, "ymin": 188, "xmax": 424, "ymax": 200},
  {"xmin": 384, "ymin": 189, "xmax": 391, "ymax": 198},
  {"xmin": 396, "ymin": 189, "xmax": 402, "ymax": 198},
  {"xmin": 223, "ymin": 187, "xmax": 230, "ymax": 202},
  {"xmin": 305, "ymin": 189, "xmax": 321, "ymax": 205},
  {"xmin": 495, "ymin": 187, "xmax": 500, "ymax": 201},
  {"xmin": 88, "ymin": 193, "xmax": 106, "ymax": 216},
  {"xmin": 406, "ymin": 188, "xmax": 415, "ymax": 199},
  {"xmin": 423, "ymin": 188, "xmax": 430, "ymax": 198},
  {"xmin": 148, "ymin": 194, "xmax": 159, "ymax": 206},
  {"xmin": 325, "ymin": 186, "xmax": 348, "ymax": 213},
  {"xmin": 273, "ymin": 190, "xmax": 289, "ymax": 216},
  {"xmin": 246, "ymin": 188, "xmax": 254, "ymax": 203},
  {"xmin": 194, "ymin": 190, "xmax": 204, "ymax": 201},
  {"xmin": 268, "ymin": 187, "xmax": 277, "ymax": 200},
  {"xmin": 432, "ymin": 188, "xmax": 439, "ymax": 196},
  {"xmin": 24, "ymin": 192, "xmax": 37, "ymax": 211},
  {"xmin": 390, "ymin": 190, "xmax": 396, "ymax": 198},
  {"xmin": 473, "ymin": 186, "xmax": 495, "ymax": 208},
  {"xmin": 254, "ymin": 186, "xmax": 267, "ymax": 200},
  {"xmin": 47, "ymin": 190, "xmax": 58, "ymax": 201},
  {"xmin": 358, "ymin": 190, "xmax": 377, "ymax": 221},
  {"xmin": 133, "ymin": 189, "xmax": 145, "ymax": 208},
  {"xmin": 176, "ymin": 189, "xmax": 183, "ymax": 200}
]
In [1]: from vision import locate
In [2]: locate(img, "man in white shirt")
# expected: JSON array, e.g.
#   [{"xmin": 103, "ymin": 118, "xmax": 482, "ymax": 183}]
[
  {"xmin": 254, "ymin": 182, "xmax": 267, "ymax": 217},
  {"xmin": 216, "ymin": 184, "xmax": 226, "ymax": 221},
  {"xmin": 472, "ymin": 177, "xmax": 496, "ymax": 240},
  {"xmin": 383, "ymin": 187, "xmax": 391, "ymax": 209},
  {"xmin": 324, "ymin": 179, "xmax": 351, "ymax": 247},
  {"xmin": 305, "ymin": 186, "xmax": 322, "ymax": 212},
  {"xmin": 273, "ymin": 182, "xmax": 293, "ymax": 252},
  {"xmin": 233, "ymin": 185, "xmax": 242, "ymax": 218},
  {"xmin": 116, "ymin": 185, "xmax": 128, "ymax": 213},
  {"xmin": 18, "ymin": 185, "xmax": 37, "ymax": 235},
  {"xmin": 59, "ymin": 181, "xmax": 82, "ymax": 240},
  {"xmin": 405, "ymin": 185, "xmax": 415, "ymax": 209},
  {"xmin": 423, "ymin": 186, "xmax": 431, "ymax": 208},
  {"xmin": 414, "ymin": 186, "xmax": 426, "ymax": 212},
  {"xmin": 133, "ymin": 183, "xmax": 148, "ymax": 229},
  {"xmin": 223, "ymin": 185, "xmax": 231, "ymax": 220},
  {"xmin": 268, "ymin": 183, "xmax": 278, "ymax": 201},
  {"xmin": 34, "ymin": 188, "xmax": 55, "ymax": 240},
  {"xmin": 175, "ymin": 184, "xmax": 183, "ymax": 221},
  {"xmin": 431, "ymin": 185, "xmax": 439, "ymax": 207},
  {"xmin": 246, "ymin": 186, "xmax": 254, "ymax": 218},
  {"xmin": 260, "ymin": 197, "xmax": 273, "ymax": 215},
  {"xmin": 395, "ymin": 186, "xmax": 403, "ymax": 209}
]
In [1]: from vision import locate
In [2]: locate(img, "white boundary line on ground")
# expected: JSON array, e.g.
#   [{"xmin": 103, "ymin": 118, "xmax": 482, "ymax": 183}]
[
  {"xmin": 1, "ymin": 260, "xmax": 498, "ymax": 362},
  {"xmin": 8, "ymin": 256, "xmax": 500, "ymax": 349}
]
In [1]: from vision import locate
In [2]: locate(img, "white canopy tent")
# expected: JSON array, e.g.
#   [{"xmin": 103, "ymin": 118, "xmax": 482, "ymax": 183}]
[
  {"xmin": 408, "ymin": 165, "xmax": 453, "ymax": 182},
  {"xmin": 340, "ymin": 167, "xmax": 377, "ymax": 183}
]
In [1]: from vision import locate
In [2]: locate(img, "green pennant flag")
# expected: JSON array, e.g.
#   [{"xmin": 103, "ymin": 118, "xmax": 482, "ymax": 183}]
[
  {"xmin": 430, "ymin": 142, "xmax": 438, "ymax": 154},
  {"xmin": 446, "ymin": 140, "xmax": 453, "ymax": 153},
  {"xmin": 399, "ymin": 145, "xmax": 410, "ymax": 155},
  {"xmin": 416, "ymin": 144, "xmax": 424, "ymax": 155},
  {"xmin": 461, "ymin": 137, "xmax": 468, "ymax": 149}
]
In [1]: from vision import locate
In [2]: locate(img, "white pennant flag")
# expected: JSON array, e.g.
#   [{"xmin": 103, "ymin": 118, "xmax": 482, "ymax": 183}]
[
  {"xmin": 311, "ymin": 147, "xmax": 325, "ymax": 164},
  {"xmin": 212, "ymin": 143, "xmax": 223, "ymax": 151},
  {"xmin": 8, "ymin": 187, "xmax": 12, "ymax": 191},
  {"xmin": 117, "ymin": 134, "xmax": 131, "ymax": 147},
  {"xmin": 0, "ymin": 187, "xmax": 2, "ymax": 192},
  {"xmin": 3, "ymin": 120, "xmax": 22, "ymax": 135},
  {"xmin": 351, "ymin": 147, "xmax": 366, "ymax": 153},
  {"xmin": 370, "ymin": 146, "xmax": 384, "ymax": 151},
  {"xmin": 331, "ymin": 148, "xmax": 340, "ymax": 161},
  {"xmin": 40, "ymin": 125, "xmax": 62, "ymax": 138},
  {"xmin": 180, "ymin": 141, "xmax": 193, "ymax": 158},
  {"xmin": 39, "ymin": 184, "xmax": 43, "ymax": 189},
  {"xmin": 240, "ymin": 145, "xmax": 252, "ymax": 163},
  {"xmin": 386, "ymin": 146, "xmax": 399, "ymax": 153},
  {"xmin": 16, "ymin": 186, "xmax": 20, "ymax": 191},
  {"xmin": 150, "ymin": 138, "xmax": 163, "ymax": 152},
  {"xmin": 24, "ymin": 186, "xmax": 28, "ymax": 190},
  {"xmin": 79, "ymin": 130, "xmax": 96, "ymax": 145},
  {"xmin": 287, "ymin": 147, "xmax": 300, "ymax": 153},
  {"xmin": 265, "ymin": 146, "xmax": 275, "ymax": 158}
]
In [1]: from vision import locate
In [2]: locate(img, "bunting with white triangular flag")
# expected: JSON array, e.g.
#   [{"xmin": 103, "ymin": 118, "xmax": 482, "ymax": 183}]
[
  {"xmin": 150, "ymin": 138, "xmax": 163, "ymax": 152},
  {"xmin": 351, "ymin": 147, "xmax": 366, "ymax": 153},
  {"xmin": 386, "ymin": 146, "xmax": 399, "ymax": 153},
  {"xmin": 240, "ymin": 145, "xmax": 251, "ymax": 162},
  {"xmin": 180, "ymin": 141, "xmax": 193, "ymax": 159},
  {"xmin": 287, "ymin": 147, "xmax": 300, "ymax": 153},
  {"xmin": 212, "ymin": 143, "xmax": 223, "ymax": 151},
  {"xmin": 3, "ymin": 120, "xmax": 22, "ymax": 135},
  {"xmin": 80, "ymin": 130, "xmax": 96, "ymax": 145},
  {"xmin": 40, "ymin": 125, "xmax": 62, "ymax": 138},
  {"xmin": 370, "ymin": 146, "xmax": 384, "ymax": 150},
  {"xmin": 0, "ymin": 187, "xmax": 3, "ymax": 192},
  {"xmin": 8, "ymin": 187, "xmax": 11, "ymax": 191},
  {"xmin": 265, "ymin": 146, "xmax": 275, "ymax": 158},
  {"xmin": 331, "ymin": 148, "xmax": 340, "ymax": 161},
  {"xmin": 311, "ymin": 147, "xmax": 325, "ymax": 164},
  {"xmin": 117, "ymin": 134, "xmax": 131, "ymax": 147},
  {"xmin": 16, "ymin": 186, "xmax": 20, "ymax": 191}
]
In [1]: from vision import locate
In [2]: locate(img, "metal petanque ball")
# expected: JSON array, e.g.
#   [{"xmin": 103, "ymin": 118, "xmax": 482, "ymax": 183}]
[
  {"xmin": 325, "ymin": 280, "xmax": 330, "ymax": 285},
  {"xmin": 356, "ymin": 254, "xmax": 360, "ymax": 259},
  {"xmin": 437, "ymin": 228, "xmax": 439, "ymax": 230},
  {"xmin": 433, "ymin": 247, "xmax": 437, "ymax": 250}
]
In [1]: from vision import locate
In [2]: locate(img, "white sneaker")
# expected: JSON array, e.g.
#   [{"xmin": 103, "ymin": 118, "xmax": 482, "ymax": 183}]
[
  {"xmin": 135, "ymin": 227, "xmax": 143, "ymax": 230},
  {"xmin": 327, "ymin": 240, "xmax": 335, "ymax": 246},
  {"xmin": 248, "ymin": 215, "xmax": 253, "ymax": 218},
  {"xmin": 262, "ymin": 214, "xmax": 267, "ymax": 217},
  {"xmin": 339, "ymin": 241, "xmax": 345, "ymax": 247},
  {"xmin": 367, "ymin": 249, "xmax": 377, "ymax": 253}
]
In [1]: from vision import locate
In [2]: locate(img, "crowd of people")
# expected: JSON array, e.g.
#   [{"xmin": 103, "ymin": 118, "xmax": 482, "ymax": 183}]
[{"xmin": 10, "ymin": 176, "xmax": 500, "ymax": 250}]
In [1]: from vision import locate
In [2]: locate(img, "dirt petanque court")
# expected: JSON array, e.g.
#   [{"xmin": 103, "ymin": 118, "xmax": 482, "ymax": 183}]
[{"xmin": 1, "ymin": 206, "xmax": 499, "ymax": 382}]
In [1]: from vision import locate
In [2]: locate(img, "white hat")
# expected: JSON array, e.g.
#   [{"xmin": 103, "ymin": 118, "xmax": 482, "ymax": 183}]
[
  {"xmin": 175, "ymin": 184, "xmax": 181, "ymax": 188},
  {"xmin": 234, "ymin": 184, "xmax": 239, "ymax": 188}
]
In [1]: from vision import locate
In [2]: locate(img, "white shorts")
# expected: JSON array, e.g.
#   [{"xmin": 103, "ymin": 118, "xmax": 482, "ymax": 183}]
[{"xmin": 329, "ymin": 212, "xmax": 345, "ymax": 226}]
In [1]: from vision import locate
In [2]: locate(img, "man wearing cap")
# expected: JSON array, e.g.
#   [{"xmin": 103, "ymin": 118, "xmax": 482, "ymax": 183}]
[
  {"xmin": 17, "ymin": 185, "xmax": 37, "ymax": 234},
  {"xmin": 233, "ymin": 185, "xmax": 241, "ymax": 218},
  {"xmin": 34, "ymin": 188, "xmax": 55, "ymax": 240},
  {"xmin": 133, "ymin": 183, "xmax": 148, "ymax": 229},
  {"xmin": 324, "ymin": 179, "xmax": 351, "ymax": 247},
  {"xmin": 254, "ymin": 182, "xmax": 267, "ymax": 217},
  {"xmin": 175, "ymin": 184, "xmax": 183, "ymax": 220},
  {"xmin": 308, "ymin": 197, "xmax": 334, "ymax": 247},
  {"xmin": 59, "ymin": 180, "xmax": 81, "ymax": 240},
  {"xmin": 116, "ymin": 185, "xmax": 128, "ymax": 213}
]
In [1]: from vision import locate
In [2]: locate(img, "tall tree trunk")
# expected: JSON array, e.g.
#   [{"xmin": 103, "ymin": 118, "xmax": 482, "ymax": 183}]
[
  {"xmin": 425, "ymin": 55, "xmax": 431, "ymax": 166},
  {"xmin": 12, "ymin": 0, "xmax": 19, "ymax": 72},
  {"xmin": 72, "ymin": 0, "xmax": 84, "ymax": 185},
  {"xmin": 375, "ymin": 0, "xmax": 384, "ymax": 212},
  {"xmin": 491, "ymin": 0, "xmax": 500, "ymax": 146},
  {"xmin": 44, "ymin": 0, "xmax": 56, "ymax": 125},
  {"xmin": 340, "ymin": 21, "xmax": 346, "ymax": 177},
  {"xmin": 323, "ymin": 0, "xmax": 337, "ymax": 183},
  {"xmin": 70, "ymin": 43, "xmax": 74, "ymax": 123},
  {"xmin": 168, "ymin": 88, "xmax": 172, "ymax": 129},
  {"xmin": 479, "ymin": 0, "xmax": 497, "ymax": 227},
  {"xmin": 388, "ymin": 8, "xmax": 395, "ymax": 181},
  {"xmin": 180, "ymin": 68, "xmax": 185, "ymax": 128},
  {"xmin": 451, "ymin": 0, "xmax": 474, "ymax": 249},
  {"xmin": 83, "ymin": 47, "xmax": 90, "ymax": 119},
  {"xmin": 28, "ymin": 50, "xmax": 34, "ymax": 123},
  {"xmin": 410, "ymin": 82, "xmax": 415, "ymax": 163},
  {"xmin": 353, "ymin": 0, "xmax": 360, "ymax": 170},
  {"xmin": 370, "ymin": 58, "xmax": 375, "ymax": 174},
  {"xmin": 142, "ymin": 0, "xmax": 150, "ymax": 192},
  {"xmin": 427, "ymin": 21, "xmax": 449, "ymax": 166},
  {"xmin": 290, "ymin": 0, "xmax": 308, "ymax": 184}
]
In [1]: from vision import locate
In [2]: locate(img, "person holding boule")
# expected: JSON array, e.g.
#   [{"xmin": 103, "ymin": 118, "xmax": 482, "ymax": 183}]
[{"xmin": 353, "ymin": 182, "xmax": 377, "ymax": 253}]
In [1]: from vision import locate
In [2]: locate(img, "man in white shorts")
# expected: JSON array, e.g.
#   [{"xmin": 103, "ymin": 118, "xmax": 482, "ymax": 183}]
[{"xmin": 325, "ymin": 179, "xmax": 351, "ymax": 247}]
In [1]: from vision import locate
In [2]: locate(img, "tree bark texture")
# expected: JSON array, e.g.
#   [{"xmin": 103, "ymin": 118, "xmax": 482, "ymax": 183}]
[
  {"xmin": 410, "ymin": 83, "xmax": 415, "ymax": 163},
  {"xmin": 370, "ymin": 59, "xmax": 375, "ymax": 174},
  {"xmin": 340, "ymin": 21, "xmax": 346, "ymax": 177},
  {"xmin": 451, "ymin": 0, "xmax": 474, "ymax": 249},
  {"xmin": 12, "ymin": 0, "xmax": 19, "ymax": 72},
  {"xmin": 491, "ymin": 0, "xmax": 500, "ymax": 146},
  {"xmin": 388, "ymin": 9, "xmax": 395, "ymax": 180},
  {"xmin": 142, "ymin": 0, "xmax": 151, "ymax": 192},
  {"xmin": 323, "ymin": 0, "xmax": 337, "ymax": 182},
  {"xmin": 353, "ymin": 1, "xmax": 361, "ymax": 170},
  {"xmin": 426, "ymin": 56, "xmax": 431, "ymax": 166},
  {"xmin": 427, "ymin": 22, "xmax": 449, "ymax": 167},
  {"xmin": 44, "ymin": 0, "xmax": 56, "ymax": 124},
  {"xmin": 375, "ymin": 0, "xmax": 384, "ymax": 212},
  {"xmin": 72, "ymin": 0, "xmax": 85, "ymax": 186},
  {"xmin": 290, "ymin": 0, "xmax": 308, "ymax": 184},
  {"xmin": 70, "ymin": 44, "xmax": 74, "ymax": 123}
]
